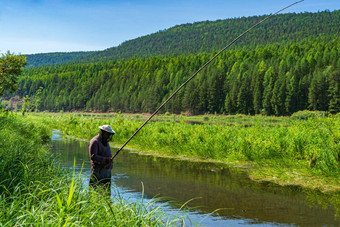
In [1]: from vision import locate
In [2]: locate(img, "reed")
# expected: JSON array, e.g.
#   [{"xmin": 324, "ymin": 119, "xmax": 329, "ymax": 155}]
[{"xmin": 0, "ymin": 176, "xmax": 186, "ymax": 226}]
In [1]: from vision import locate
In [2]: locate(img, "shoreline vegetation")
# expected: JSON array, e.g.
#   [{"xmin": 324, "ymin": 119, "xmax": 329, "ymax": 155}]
[
  {"xmin": 0, "ymin": 110, "xmax": 190, "ymax": 226},
  {"xmin": 29, "ymin": 111, "xmax": 339, "ymax": 193}
]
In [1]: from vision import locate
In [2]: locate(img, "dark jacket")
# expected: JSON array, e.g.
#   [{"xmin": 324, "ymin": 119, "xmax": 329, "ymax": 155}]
[{"xmin": 89, "ymin": 135, "xmax": 113, "ymax": 170}]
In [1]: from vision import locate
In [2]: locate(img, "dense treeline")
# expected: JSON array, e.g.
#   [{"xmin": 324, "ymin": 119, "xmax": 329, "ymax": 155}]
[
  {"xmin": 18, "ymin": 36, "xmax": 340, "ymax": 115},
  {"xmin": 81, "ymin": 10, "xmax": 340, "ymax": 62}
]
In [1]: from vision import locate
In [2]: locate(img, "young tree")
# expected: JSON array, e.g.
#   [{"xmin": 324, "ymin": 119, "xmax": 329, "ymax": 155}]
[
  {"xmin": 0, "ymin": 52, "xmax": 27, "ymax": 96},
  {"xmin": 22, "ymin": 87, "xmax": 43, "ymax": 116},
  {"xmin": 21, "ymin": 96, "xmax": 31, "ymax": 116}
]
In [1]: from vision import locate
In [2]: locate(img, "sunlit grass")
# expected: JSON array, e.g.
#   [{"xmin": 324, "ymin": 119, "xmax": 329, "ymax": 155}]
[{"xmin": 0, "ymin": 174, "xmax": 189, "ymax": 226}]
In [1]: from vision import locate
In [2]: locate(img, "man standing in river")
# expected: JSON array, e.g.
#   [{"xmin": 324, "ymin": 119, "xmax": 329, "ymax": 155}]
[{"xmin": 89, "ymin": 125, "xmax": 115, "ymax": 194}]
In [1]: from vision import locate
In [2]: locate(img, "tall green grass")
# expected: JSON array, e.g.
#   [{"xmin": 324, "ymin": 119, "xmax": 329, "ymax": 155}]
[
  {"xmin": 30, "ymin": 112, "xmax": 340, "ymax": 191},
  {"xmin": 0, "ymin": 110, "xmax": 189, "ymax": 226},
  {"xmin": 0, "ymin": 175, "xmax": 187, "ymax": 226},
  {"xmin": 0, "ymin": 110, "xmax": 53, "ymax": 195}
]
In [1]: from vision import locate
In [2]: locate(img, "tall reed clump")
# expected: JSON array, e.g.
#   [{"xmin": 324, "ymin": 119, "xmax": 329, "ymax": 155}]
[
  {"xmin": 0, "ymin": 110, "xmax": 53, "ymax": 194},
  {"xmin": 0, "ymin": 111, "xmax": 188, "ymax": 226}
]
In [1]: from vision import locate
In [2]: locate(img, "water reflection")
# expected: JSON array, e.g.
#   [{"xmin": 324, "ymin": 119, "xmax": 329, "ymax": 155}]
[{"xmin": 50, "ymin": 131, "xmax": 339, "ymax": 227}]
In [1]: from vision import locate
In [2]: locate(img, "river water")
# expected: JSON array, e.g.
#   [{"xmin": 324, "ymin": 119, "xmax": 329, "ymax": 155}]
[{"xmin": 50, "ymin": 130, "xmax": 339, "ymax": 226}]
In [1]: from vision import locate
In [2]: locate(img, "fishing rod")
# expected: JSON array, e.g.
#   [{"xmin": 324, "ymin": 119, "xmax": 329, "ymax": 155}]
[{"xmin": 102, "ymin": 0, "xmax": 304, "ymax": 170}]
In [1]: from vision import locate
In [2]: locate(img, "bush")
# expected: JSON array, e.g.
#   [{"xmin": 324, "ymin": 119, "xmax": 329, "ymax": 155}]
[{"xmin": 291, "ymin": 110, "xmax": 327, "ymax": 120}]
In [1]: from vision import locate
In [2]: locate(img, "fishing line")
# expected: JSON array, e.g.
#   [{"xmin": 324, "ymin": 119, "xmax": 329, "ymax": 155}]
[{"xmin": 104, "ymin": 0, "xmax": 304, "ymax": 167}]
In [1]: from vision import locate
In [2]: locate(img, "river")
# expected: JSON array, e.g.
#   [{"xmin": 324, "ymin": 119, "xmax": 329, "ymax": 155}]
[{"xmin": 50, "ymin": 130, "xmax": 339, "ymax": 226}]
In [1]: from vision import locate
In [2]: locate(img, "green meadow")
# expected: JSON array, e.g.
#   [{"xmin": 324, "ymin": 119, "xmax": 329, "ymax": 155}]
[{"xmin": 29, "ymin": 111, "xmax": 340, "ymax": 192}]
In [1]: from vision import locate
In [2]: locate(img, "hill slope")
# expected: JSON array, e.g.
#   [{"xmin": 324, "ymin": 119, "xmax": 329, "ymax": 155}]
[
  {"xmin": 25, "ymin": 10, "xmax": 340, "ymax": 66},
  {"xmin": 18, "ymin": 36, "xmax": 340, "ymax": 115},
  {"xmin": 25, "ymin": 51, "xmax": 94, "ymax": 67},
  {"xmin": 81, "ymin": 10, "xmax": 340, "ymax": 62}
]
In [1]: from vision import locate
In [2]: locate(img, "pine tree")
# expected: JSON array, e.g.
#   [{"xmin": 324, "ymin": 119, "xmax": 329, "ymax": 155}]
[
  {"xmin": 328, "ymin": 69, "xmax": 340, "ymax": 113},
  {"xmin": 262, "ymin": 67, "xmax": 275, "ymax": 115}
]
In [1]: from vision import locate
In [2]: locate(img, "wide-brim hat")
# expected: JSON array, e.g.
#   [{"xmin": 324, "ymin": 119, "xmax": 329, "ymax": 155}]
[{"xmin": 99, "ymin": 125, "xmax": 115, "ymax": 134}]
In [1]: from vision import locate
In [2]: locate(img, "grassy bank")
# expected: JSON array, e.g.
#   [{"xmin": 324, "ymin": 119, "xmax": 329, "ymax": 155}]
[
  {"xmin": 28, "ymin": 111, "xmax": 339, "ymax": 193},
  {"xmin": 0, "ymin": 110, "xmax": 188, "ymax": 226}
]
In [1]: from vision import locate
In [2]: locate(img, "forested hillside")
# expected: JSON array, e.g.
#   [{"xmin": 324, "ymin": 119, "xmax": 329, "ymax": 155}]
[
  {"xmin": 18, "ymin": 36, "xmax": 340, "ymax": 115},
  {"xmin": 23, "ymin": 10, "xmax": 340, "ymax": 66},
  {"xmin": 80, "ymin": 10, "xmax": 340, "ymax": 62},
  {"xmin": 25, "ymin": 51, "xmax": 94, "ymax": 67}
]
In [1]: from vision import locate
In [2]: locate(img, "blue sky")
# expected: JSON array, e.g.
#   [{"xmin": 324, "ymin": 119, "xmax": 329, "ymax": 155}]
[{"xmin": 0, "ymin": 0, "xmax": 339, "ymax": 55}]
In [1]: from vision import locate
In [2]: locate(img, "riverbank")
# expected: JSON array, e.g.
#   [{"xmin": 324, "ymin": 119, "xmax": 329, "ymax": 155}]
[
  {"xmin": 28, "ymin": 112, "xmax": 340, "ymax": 193},
  {"xmin": 0, "ymin": 110, "xmax": 187, "ymax": 226}
]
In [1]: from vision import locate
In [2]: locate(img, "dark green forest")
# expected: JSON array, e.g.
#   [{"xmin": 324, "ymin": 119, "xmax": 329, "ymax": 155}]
[
  {"xmin": 80, "ymin": 10, "xmax": 340, "ymax": 62},
  {"xmin": 18, "ymin": 35, "xmax": 340, "ymax": 115},
  {"xmin": 25, "ymin": 10, "xmax": 340, "ymax": 66},
  {"xmin": 25, "ymin": 51, "xmax": 94, "ymax": 67}
]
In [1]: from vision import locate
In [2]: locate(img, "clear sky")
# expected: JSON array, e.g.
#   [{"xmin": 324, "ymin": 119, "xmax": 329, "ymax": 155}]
[{"xmin": 0, "ymin": 0, "xmax": 339, "ymax": 55}]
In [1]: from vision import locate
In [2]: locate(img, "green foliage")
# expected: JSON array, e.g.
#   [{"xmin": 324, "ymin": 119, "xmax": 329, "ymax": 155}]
[
  {"xmin": 0, "ymin": 52, "xmax": 27, "ymax": 96},
  {"xmin": 328, "ymin": 68, "xmax": 340, "ymax": 114},
  {"xmin": 81, "ymin": 10, "xmax": 340, "ymax": 62},
  {"xmin": 0, "ymin": 177, "xmax": 186, "ymax": 226},
  {"xmin": 0, "ymin": 111, "xmax": 53, "ymax": 194},
  {"xmin": 25, "ymin": 51, "xmax": 94, "ymax": 67},
  {"xmin": 21, "ymin": 86, "xmax": 43, "ymax": 116},
  {"xmin": 20, "ymin": 11, "xmax": 340, "ymax": 67},
  {"xmin": 17, "ymin": 36, "xmax": 340, "ymax": 115},
  {"xmin": 291, "ymin": 110, "xmax": 327, "ymax": 120}
]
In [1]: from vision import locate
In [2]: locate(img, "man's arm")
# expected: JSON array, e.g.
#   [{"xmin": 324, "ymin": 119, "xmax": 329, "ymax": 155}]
[{"xmin": 89, "ymin": 141, "xmax": 110, "ymax": 165}]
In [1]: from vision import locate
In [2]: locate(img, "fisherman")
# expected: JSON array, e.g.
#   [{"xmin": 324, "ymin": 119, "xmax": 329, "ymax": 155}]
[{"xmin": 89, "ymin": 125, "xmax": 115, "ymax": 193}]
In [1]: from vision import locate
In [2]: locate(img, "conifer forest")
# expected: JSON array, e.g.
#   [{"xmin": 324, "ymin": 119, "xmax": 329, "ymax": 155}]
[{"xmin": 4, "ymin": 10, "xmax": 340, "ymax": 115}]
